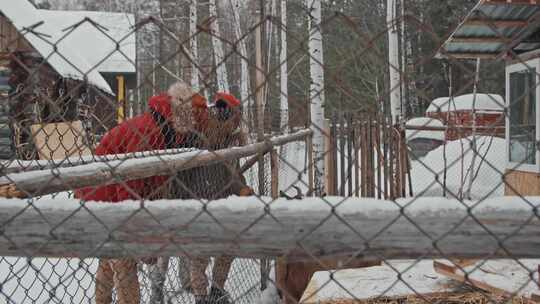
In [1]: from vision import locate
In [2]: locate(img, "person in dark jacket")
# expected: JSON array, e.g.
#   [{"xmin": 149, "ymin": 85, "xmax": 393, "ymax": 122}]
[
  {"xmin": 75, "ymin": 81, "xmax": 208, "ymax": 304},
  {"xmin": 169, "ymin": 92, "xmax": 252, "ymax": 304}
]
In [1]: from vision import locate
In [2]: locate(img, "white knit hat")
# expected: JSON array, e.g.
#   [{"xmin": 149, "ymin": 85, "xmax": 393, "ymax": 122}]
[{"xmin": 167, "ymin": 81, "xmax": 199, "ymax": 133}]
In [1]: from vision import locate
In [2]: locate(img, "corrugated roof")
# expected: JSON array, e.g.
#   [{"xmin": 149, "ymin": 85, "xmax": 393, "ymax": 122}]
[{"xmin": 437, "ymin": 0, "xmax": 540, "ymax": 60}]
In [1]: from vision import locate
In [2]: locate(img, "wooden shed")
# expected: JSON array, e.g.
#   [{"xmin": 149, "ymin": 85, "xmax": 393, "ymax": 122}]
[
  {"xmin": 425, "ymin": 94, "xmax": 505, "ymax": 141},
  {"xmin": 437, "ymin": 0, "xmax": 540, "ymax": 196}
]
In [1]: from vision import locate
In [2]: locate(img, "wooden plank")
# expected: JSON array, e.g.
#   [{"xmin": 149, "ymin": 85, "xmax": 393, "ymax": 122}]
[
  {"xmin": 331, "ymin": 113, "xmax": 338, "ymax": 195},
  {"xmin": 1, "ymin": 197, "xmax": 540, "ymax": 259},
  {"xmin": 324, "ymin": 120, "xmax": 333, "ymax": 195},
  {"xmin": 375, "ymin": 119, "xmax": 382, "ymax": 199},
  {"xmin": 347, "ymin": 114, "xmax": 353, "ymax": 196},
  {"xmin": 307, "ymin": 134, "xmax": 314, "ymax": 196},
  {"xmin": 505, "ymin": 169, "xmax": 540, "ymax": 196},
  {"xmin": 433, "ymin": 261, "xmax": 540, "ymax": 302},
  {"xmin": 0, "ymin": 130, "xmax": 312, "ymax": 198},
  {"xmin": 339, "ymin": 112, "xmax": 346, "ymax": 196},
  {"xmin": 30, "ymin": 121, "xmax": 91, "ymax": 161},
  {"xmin": 270, "ymin": 149, "xmax": 279, "ymax": 199},
  {"xmin": 360, "ymin": 120, "xmax": 366, "ymax": 197},
  {"xmin": 353, "ymin": 116, "xmax": 359, "ymax": 197},
  {"xmin": 382, "ymin": 114, "xmax": 388, "ymax": 199}
]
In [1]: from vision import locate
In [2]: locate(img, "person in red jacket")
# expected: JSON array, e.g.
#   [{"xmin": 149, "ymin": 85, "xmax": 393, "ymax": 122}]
[{"xmin": 76, "ymin": 81, "xmax": 208, "ymax": 304}]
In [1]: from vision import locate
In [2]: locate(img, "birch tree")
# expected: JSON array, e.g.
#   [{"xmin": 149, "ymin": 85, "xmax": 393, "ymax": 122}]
[
  {"xmin": 209, "ymin": 0, "xmax": 229, "ymax": 92},
  {"xmin": 306, "ymin": 0, "xmax": 325, "ymax": 195},
  {"xmin": 230, "ymin": 0, "xmax": 251, "ymax": 119},
  {"xmin": 387, "ymin": 0, "xmax": 402, "ymax": 123},
  {"xmin": 279, "ymin": 0, "xmax": 289, "ymax": 132},
  {"xmin": 189, "ymin": 0, "xmax": 200, "ymax": 92}
]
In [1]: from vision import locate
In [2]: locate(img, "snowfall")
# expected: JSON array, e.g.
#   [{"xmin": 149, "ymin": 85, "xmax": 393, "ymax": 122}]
[{"xmin": 1, "ymin": 137, "xmax": 538, "ymax": 303}]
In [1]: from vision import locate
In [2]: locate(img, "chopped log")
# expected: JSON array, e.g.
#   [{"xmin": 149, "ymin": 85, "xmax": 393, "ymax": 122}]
[
  {"xmin": 0, "ymin": 196, "xmax": 540, "ymax": 260},
  {"xmin": 0, "ymin": 130, "xmax": 312, "ymax": 198}
]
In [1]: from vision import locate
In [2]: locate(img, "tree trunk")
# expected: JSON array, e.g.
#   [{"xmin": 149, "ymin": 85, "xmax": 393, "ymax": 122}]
[
  {"xmin": 279, "ymin": 0, "xmax": 289, "ymax": 132},
  {"xmin": 307, "ymin": 0, "xmax": 326, "ymax": 195},
  {"xmin": 465, "ymin": 58, "xmax": 481, "ymax": 200},
  {"xmin": 189, "ymin": 0, "xmax": 200, "ymax": 92},
  {"xmin": 387, "ymin": 0, "xmax": 402, "ymax": 124},
  {"xmin": 209, "ymin": 0, "xmax": 229, "ymax": 92},
  {"xmin": 230, "ymin": 0, "xmax": 251, "ymax": 121}
]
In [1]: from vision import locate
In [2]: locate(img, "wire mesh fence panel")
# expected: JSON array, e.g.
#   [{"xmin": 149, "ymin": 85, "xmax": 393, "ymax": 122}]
[{"xmin": 1, "ymin": 0, "xmax": 540, "ymax": 304}]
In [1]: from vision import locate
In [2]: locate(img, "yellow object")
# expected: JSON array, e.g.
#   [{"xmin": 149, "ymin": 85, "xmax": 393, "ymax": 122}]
[{"xmin": 117, "ymin": 75, "xmax": 125, "ymax": 123}]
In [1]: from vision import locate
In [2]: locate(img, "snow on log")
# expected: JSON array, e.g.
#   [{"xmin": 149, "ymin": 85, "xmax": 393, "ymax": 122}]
[
  {"xmin": 0, "ymin": 130, "xmax": 311, "ymax": 198},
  {"xmin": 0, "ymin": 196, "xmax": 539, "ymax": 260},
  {"xmin": 1, "ymin": 148, "xmax": 197, "ymax": 174}
]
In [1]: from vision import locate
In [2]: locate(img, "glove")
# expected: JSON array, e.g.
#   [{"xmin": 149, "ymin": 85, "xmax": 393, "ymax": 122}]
[{"xmin": 238, "ymin": 187, "xmax": 254, "ymax": 197}]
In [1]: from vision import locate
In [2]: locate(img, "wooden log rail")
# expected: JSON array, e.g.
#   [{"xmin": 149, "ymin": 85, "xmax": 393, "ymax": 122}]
[
  {"xmin": 0, "ymin": 147, "xmax": 198, "ymax": 174},
  {"xmin": 0, "ymin": 129, "xmax": 312, "ymax": 198},
  {"xmin": 0, "ymin": 196, "xmax": 538, "ymax": 260}
]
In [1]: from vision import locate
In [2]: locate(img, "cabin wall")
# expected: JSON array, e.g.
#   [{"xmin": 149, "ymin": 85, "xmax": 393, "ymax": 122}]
[
  {"xmin": 0, "ymin": 15, "xmax": 32, "ymax": 52},
  {"xmin": 505, "ymin": 170, "xmax": 540, "ymax": 196}
]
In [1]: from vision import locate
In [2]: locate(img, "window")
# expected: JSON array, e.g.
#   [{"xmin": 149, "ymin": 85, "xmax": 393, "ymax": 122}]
[{"xmin": 509, "ymin": 68, "xmax": 537, "ymax": 165}]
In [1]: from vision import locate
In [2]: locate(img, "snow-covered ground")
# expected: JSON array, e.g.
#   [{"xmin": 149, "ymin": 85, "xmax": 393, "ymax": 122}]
[
  {"xmin": 411, "ymin": 136, "xmax": 505, "ymax": 199},
  {"xmin": 0, "ymin": 257, "xmax": 260, "ymax": 304},
  {"xmin": 301, "ymin": 259, "xmax": 540, "ymax": 303}
]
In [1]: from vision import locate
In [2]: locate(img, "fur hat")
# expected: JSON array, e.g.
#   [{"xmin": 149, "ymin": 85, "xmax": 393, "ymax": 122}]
[{"xmin": 167, "ymin": 81, "xmax": 207, "ymax": 133}]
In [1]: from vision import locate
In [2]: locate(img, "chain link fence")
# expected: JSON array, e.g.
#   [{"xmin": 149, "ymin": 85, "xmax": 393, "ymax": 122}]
[{"xmin": 0, "ymin": 0, "xmax": 540, "ymax": 304}]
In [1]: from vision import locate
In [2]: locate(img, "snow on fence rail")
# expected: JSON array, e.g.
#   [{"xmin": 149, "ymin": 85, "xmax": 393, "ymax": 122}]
[
  {"xmin": 1, "ymin": 196, "xmax": 539, "ymax": 260},
  {"xmin": 0, "ymin": 130, "xmax": 311, "ymax": 198}
]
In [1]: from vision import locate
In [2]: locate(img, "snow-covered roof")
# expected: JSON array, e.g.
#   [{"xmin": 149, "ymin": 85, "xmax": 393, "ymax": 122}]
[
  {"xmin": 426, "ymin": 94, "xmax": 505, "ymax": 113},
  {"xmin": 406, "ymin": 117, "xmax": 445, "ymax": 141},
  {"xmin": 0, "ymin": 0, "xmax": 112, "ymax": 93},
  {"xmin": 37, "ymin": 9, "xmax": 136, "ymax": 74}
]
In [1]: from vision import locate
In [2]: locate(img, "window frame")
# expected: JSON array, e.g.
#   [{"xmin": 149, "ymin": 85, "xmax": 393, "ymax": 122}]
[{"xmin": 506, "ymin": 58, "xmax": 540, "ymax": 173}]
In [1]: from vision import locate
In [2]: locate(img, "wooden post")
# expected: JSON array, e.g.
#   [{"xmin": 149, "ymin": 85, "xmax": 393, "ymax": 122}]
[
  {"xmin": 360, "ymin": 120, "xmax": 366, "ymax": 197},
  {"xmin": 354, "ymin": 115, "xmax": 360, "ymax": 197},
  {"xmin": 307, "ymin": 133, "xmax": 314, "ymax": 196},
  {"xmin": 331, "ymin": 113, "xmax": 338, "ymax": 194},
  {"xmin": 339, "ymin": 112, "xmax": 345, "ymax": 196},
  {"xmin": 270, "ymin": 149, "xmax": 279, "ymax": 199},
  {"xmin": 324, "ymin": 119, "xmax": 335, "ymax": 195},
  {"xmin": 375, "ymin": 119, "xmax": 382, "ymax": 199}
]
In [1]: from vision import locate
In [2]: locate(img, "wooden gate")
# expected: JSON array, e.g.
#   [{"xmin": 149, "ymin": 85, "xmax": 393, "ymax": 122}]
[{"xmin": 324, "ymin": 111, "xmax": 411, "ymax": 199}]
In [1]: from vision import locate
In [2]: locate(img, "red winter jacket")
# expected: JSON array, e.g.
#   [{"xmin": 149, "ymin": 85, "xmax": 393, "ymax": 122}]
[{"xmin": 75, "ymin": 94, "xmax": 208, "ymax": 202}]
